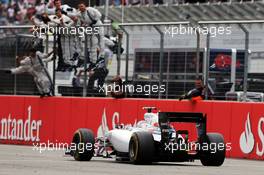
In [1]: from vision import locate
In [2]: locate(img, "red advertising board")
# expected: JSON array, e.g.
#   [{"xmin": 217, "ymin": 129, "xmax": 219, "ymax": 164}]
[{"xmin": 0, "ymin": 96, "xmax": 263, "ymax": 160}]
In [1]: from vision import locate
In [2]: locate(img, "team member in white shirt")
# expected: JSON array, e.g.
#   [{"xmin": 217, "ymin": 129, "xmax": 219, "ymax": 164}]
[
  {"xmin": 6, "ymin": 48, "xmax": 56, "ymax": 97},
  {"xmin": 76, "ymin": 2, "xmax": 105, "ymax": 63},
  {"xmin": 46, "ymin": 0, "xmax": 77, "ymax": 18},
  {"xmin": 49, "ymin": 8, "xmax": 77, "ymax": 70},
  {"xmin": 49, "ymin": 8, "xmax": 74, "ymax": 27},
  {"xmin": 47, "ymin": 0, "xmax": 81, "ymax": 71}
]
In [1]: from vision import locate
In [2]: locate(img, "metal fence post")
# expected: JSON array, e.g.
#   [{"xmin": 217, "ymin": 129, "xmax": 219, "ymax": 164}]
[
  {"xmin": 83, "ymin": 33, "xmax": 88, "ymax": 97},
  {"xmin": 196, "ymin": 31, "xmax": 200, "ymax": 78},
  {"xmin": 14, "ymin": 34, "xmax": 18, "ymax": 95},
  {"xmin": 45, "ymin": 33, "xmax": 49, "ymax": 70},
  {"xmin": 117, "ymin": 34, "xmax": 122, "ymax": 76},
  {"xmin": 52, "ymin": 32, "xmax": 56, "ymax": 96},
  {"xmin": 239, "ymin": 24, "xmax": 249, "ymax": 101},
  {"xmin": 120, "ymin": 26, "xmax": 129, "ymax": 82},
  {"xmin": 205, "ymin": 33, "xmax": 210, "ymax": 100},
  {"xmin": 165, "ymin": 52, "xmax": 170, "ymax": 99},
  {"xmin": 104, "ymin": 0, "xmax": 110, "ymax": 35},
  {"xmin": 46, "ymin": 33, "xmax": 49, "ymax": 54},
  {"xmin": 154, "ymin": 26, "xmax": 164, "ymax": 99},
  {"xmin": 104, "ymin": 0, "xmax": 109, "ymax": 23}
]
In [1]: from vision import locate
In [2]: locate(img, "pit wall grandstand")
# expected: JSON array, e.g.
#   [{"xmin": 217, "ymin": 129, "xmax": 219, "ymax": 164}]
[{"xmin": 0, "ymin": 95, "xmax": 263, "ymax": 160}]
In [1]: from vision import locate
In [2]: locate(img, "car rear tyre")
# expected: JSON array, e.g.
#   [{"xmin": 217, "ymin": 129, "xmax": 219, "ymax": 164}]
[
  {"xmin": 72, "ymin": 128, "xmax": 95, "ymax": 161},
  {"xmin": 199, "ymin": 133, "xmax": 226, "ymax": 166},
  {"xmin": 129, "ymin": 132, "xmax": 155, "ymax": 165}
]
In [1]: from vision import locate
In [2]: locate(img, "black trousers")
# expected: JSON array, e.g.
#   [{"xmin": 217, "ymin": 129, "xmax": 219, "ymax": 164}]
[
  {"xmin": 57, "ymin": 34, "xmax": 64, "ymax": 68},
  {"xmin": 87, "ymin": 68, "xmax": 108, "ymax": 90}
]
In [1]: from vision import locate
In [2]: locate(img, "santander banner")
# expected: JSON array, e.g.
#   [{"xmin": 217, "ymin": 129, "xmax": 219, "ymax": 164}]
[{"xmin": 0, "ymin": 95, "xmax": 263, "ymax": 160}]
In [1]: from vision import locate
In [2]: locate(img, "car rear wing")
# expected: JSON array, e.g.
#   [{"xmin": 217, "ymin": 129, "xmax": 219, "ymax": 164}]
[
  {"xmin": 159, "ymin": 112, "xmax": 206, "ymax": 123},
  {"xmin": 158, "ymin": 112, "xmax": 207, "ymax": 143}
]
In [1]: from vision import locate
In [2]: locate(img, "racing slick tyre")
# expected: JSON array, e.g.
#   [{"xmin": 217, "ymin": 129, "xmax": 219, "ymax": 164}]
[
  {"xmin": 129, "ymin": 131, "xmax": 155, "ymax": 165},
  {"xmin": 72, "ymin": 128, "xmax": 95, "ymax": 161},
  {"xmin": 199, "ymin": 133, "xmax": 226, "ymax": 166}
]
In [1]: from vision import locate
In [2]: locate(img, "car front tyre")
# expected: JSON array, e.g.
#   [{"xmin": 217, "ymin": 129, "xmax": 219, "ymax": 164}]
[{"xmin": 72, "ymin": 128, "xmax": 95, "ymax": 161}]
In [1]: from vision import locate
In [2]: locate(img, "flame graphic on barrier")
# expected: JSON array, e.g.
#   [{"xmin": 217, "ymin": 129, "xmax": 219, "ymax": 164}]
[
  {"xmin": 96, "ymin": 109, "xmax": 137, "ymax": 138},
  {"xmin": 112, "ymin": 112, "xmax": 120, "ymax": 130},
  {"xmin": 97, "ymin": 108, "xmax": 109, "ymax": 138},
  {"xmin": 240, "ymin": 113, "xmax": 255, "ymax": 154}
]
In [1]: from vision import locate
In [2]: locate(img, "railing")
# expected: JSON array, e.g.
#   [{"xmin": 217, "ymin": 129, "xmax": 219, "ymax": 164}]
[{"xmin": 1, "ymin": 19, "xmax": 264, "ymax": 101}]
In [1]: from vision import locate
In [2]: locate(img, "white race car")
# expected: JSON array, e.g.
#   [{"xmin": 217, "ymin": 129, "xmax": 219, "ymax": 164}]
[{"xmin": 66, "ymin": 107, "xmax": 226, "ymax": 166}]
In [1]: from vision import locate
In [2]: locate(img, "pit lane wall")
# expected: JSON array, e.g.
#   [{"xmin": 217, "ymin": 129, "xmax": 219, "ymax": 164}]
[{"xmin": 0, "ymin": 95, "xmax": 263, "ymax": 160}]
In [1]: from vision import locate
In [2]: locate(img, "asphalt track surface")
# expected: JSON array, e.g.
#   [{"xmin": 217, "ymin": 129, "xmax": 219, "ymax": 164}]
[{"xmin": 0, "ymin": 144, "xmax": 263, "ymax": 175}]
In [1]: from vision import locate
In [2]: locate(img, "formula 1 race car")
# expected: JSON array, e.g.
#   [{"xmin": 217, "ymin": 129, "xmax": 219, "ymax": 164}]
[{"xmin": 66, "ymin": 107, "xmax": 226, "ymax": 166}]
